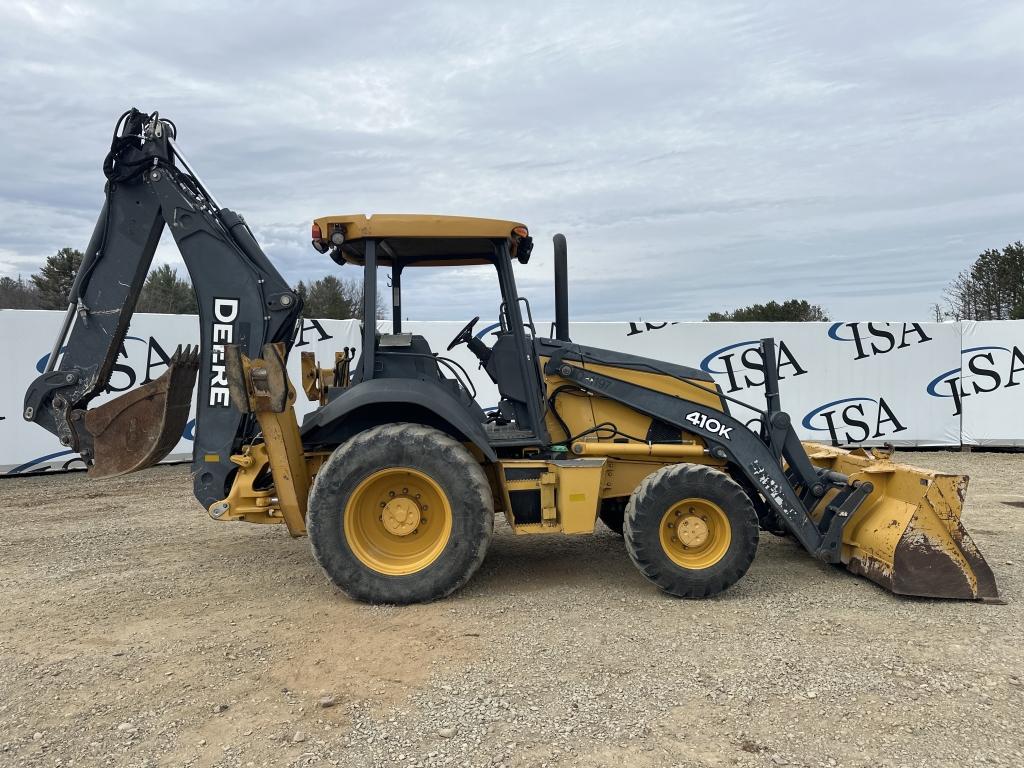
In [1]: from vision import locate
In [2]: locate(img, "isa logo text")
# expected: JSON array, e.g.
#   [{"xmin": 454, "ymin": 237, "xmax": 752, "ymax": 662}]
[
  {"xmin": 802, "ymin": 396, "xmax": 907, "ymax": 446},
  {"xmin": 700, "ymin": 340, "xmax": 806, "ymax": 394},
  {"xmin": 927, "ymin": 345, "xmax": 1024, "ymax": 416},
  {"xmin": 827, "ymin": 322, "xmax": 932, "ymax": 360}
]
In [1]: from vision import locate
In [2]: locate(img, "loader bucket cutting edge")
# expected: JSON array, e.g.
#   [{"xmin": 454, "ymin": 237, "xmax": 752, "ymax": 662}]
[
  {"xmin": 805, "ymin": 443, "xmax": 1000, "ymax": 602},
  {"xmin": 83, "ymin": 345, "xmax": 200, "ymax": 478}
]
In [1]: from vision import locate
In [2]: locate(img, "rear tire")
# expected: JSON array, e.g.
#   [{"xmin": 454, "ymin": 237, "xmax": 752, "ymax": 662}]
[
  {"xmin": 598, "ymin": 498, "xmax": 627, "ymax": 536},
  {"xmin": 624, "ymin": 464, "xmax": 758, "ymax": 598},
  {"xmin": 307, "ymin": 423, "xmax": 494, "ymax": 604}
]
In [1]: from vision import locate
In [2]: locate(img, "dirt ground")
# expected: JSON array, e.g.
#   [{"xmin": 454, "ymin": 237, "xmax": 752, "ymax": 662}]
[{"xmin": 1, "ymin": 451, "xmax": 1022, "ymax": 768}]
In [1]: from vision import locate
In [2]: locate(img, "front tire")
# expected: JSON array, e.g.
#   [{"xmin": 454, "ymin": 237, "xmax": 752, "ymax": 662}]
[
  {"xmin": 307, "ymin": 423, "xmax": 494, "ymax": 604},
  {"xmin": 624, "ymin": 464, "xmax": 758, "ymax": 598}
]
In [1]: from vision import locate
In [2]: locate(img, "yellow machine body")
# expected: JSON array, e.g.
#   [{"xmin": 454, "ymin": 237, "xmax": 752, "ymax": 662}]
[
  {"xmin": 210, "ymin": 345, "xmax": 999, "ymax": 602},
  {"xmin": 32, "ymin": 111, "xmax": 997, "ymax": 605}
]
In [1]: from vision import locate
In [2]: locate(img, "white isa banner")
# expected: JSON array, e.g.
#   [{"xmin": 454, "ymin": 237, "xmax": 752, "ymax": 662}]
[
  {"xmin": 392, "ymin": 319, "xmax": 981, "ymax": 448},
  {"xmin": 2, "ymin": 312, "xmax": 1022, "ymax": 474},
  {"xmin": 0, "ymin": 310, "xmax": 360, "ymax": 474},
  {"xmin": 959, "ymin": 320, "xmax": 1024, "ymax": 447},
  {"xmin": 565, "ymin": 320, "xmax": 961, "ymax": 447}
]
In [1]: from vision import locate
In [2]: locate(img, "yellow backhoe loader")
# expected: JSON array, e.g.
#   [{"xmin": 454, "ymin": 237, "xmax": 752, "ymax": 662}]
[{"xmin": 24, "ymin": 109, "xmax": 1000, "ymax": 604}]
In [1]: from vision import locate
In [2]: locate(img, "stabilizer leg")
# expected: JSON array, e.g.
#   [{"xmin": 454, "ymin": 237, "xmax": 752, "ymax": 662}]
[{"xmin": 220, "ymin": 342, "xmax": 309, "ymax": 536}]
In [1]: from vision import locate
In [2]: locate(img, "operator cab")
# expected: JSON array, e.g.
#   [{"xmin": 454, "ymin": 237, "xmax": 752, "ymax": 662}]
[{"xmin": 306, "ymin": 214, "xmax": 548, "ymax": 448}]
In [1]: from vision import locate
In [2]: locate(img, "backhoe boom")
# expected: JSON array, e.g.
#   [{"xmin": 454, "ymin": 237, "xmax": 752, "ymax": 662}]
[{"xmin": 23, "ymin": 109, "xmax": 303, "ymax": 507}]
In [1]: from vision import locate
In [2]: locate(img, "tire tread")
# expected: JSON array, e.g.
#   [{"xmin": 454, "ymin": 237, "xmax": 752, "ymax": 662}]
[
  {"xmin": 307, "ymin": 423, "xmax": 493, "ymax": 604},
  {"xmin": 623, "ymin": 463, "xmax": 759, "ymax": 598}
]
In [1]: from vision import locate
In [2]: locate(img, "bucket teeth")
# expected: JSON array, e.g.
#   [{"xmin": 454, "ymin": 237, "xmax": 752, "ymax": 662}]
[{"xmin": 83, "ymin": 343, "xmax": 200, "ymax": 478}]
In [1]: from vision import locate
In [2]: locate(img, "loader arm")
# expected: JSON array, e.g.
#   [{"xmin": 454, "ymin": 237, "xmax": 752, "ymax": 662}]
[
  {"xmin": 545, "ymin": 338, "xmax": 1000, "ymax": 601},
  {"xmin": 23, "ymin": 109, "xmax": 303, "ymax": 508},
  {"xmin": 545, "ymin": 347, "xmax": 858, "ymax": 562}
]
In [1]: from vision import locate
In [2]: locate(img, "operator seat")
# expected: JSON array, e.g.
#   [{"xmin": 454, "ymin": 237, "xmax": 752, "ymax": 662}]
[{"xmin": 337, "ymin": 331, "xmax": 486, "ymax": 422}]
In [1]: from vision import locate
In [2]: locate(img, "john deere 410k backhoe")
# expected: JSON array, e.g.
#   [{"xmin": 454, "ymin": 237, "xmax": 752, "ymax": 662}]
[{"xmin": 24, "ymin": 109, "xmax": 1000, "ymax": 604}]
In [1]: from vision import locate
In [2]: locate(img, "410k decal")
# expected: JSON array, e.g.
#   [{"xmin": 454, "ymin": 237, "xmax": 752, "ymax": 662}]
[{"xmin": 685, "ymin": 412, "xmax": 732, "ymax": 439}]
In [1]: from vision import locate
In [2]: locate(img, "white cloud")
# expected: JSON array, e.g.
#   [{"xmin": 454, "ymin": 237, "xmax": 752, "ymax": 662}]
[{"xmin": 0, "ymin": 0, "xmax": 1021, "ymax": 322}]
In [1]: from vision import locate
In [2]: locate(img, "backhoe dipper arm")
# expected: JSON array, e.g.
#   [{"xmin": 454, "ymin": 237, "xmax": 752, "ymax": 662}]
[{"xmin": 23, "ymin": 109, "xmax": 303, "ymax": 508}]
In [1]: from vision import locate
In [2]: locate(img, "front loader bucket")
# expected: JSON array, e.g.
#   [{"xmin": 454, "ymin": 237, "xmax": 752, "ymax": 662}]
[
  {"xmin": 805, "ymin": 444, "xmax": 1000, "ymax": 602},
  {"xmin": 83, "ymin": 345, "xmax": 199, "ymax": 478}
]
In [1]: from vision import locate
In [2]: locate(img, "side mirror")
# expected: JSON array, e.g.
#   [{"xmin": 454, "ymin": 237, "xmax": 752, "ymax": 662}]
[{"xmin": 516, "ymin": 235, "xmax": 534, "ymax": 264}]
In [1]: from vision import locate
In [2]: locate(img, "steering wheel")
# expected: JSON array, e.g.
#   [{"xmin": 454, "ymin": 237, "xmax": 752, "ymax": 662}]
[{"xmin": 447, "ymin": 316, "xmax": 480, "ymax": 351}]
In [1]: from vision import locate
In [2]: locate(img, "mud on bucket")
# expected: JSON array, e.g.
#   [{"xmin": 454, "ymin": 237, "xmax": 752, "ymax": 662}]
[
  {"xmin": 83, "ymin": 345, "xmax": 200, "ymax": 478},
  {"xmin": 807, "ymin": 445, "xmax": 1000, "ymax": 602}
]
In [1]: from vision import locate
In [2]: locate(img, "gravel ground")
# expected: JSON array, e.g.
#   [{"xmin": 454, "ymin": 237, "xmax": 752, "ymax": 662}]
[{"xmin": 0, "ymin": 451, "xmax": 1022, "ymax": 768}]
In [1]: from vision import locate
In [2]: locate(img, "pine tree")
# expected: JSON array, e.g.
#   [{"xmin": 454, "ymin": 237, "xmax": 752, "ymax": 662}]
[
  {"xmin": 706, "ymin": 299, "xmax": 829, "ymax": 322},
  {"xmin": 304, "ymin": 275, "xmax": 359, "ymax": 319},
  {"xmin": 0, "ymin": 276, "xmax": 41, "ymax": 309},
  {"xmin": 294, "ymin": 276, "xmax": 382, "ymax": 320},
  {"xmin": 945, "ymin": 242, "xmax": 1024, "ymax": 321},
  {"xmin": 138, "ymin": 264, "xmax": 197, "ymax": 314},
  {"xmin": 30, "ymin": 247, "xmax": 83, "ymax": 309}
]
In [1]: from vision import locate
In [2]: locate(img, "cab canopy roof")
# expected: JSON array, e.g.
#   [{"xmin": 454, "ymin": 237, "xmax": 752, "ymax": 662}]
[{"xmin": 312, "ymin": 214, "xmax": 529, "ymax": 267}]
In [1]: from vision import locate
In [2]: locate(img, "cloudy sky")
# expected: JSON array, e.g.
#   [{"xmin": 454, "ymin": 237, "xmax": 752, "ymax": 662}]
[{"xmin": 1, "ymin": 1, "xmax": 1022, "ymax": 321}]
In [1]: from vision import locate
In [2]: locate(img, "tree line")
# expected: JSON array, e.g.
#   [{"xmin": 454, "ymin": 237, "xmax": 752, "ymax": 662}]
[
  {"xmin": 0, "ymin": 247, "xmax": 374, "ymax": 319},
  {"xmin": 702, "ymin": 240, "xmax": 1024, "ymax": 322},
  {"xmin": 706, "ymin": 299, "xmax": 828, "ymax": 322},
  {"xmin": 5, "ymin": 241, "xmax": 1022, "ymax": 323},
  {"xmin": 942, "ymin": 241, "xmax": 1024, "ymax": 321}
]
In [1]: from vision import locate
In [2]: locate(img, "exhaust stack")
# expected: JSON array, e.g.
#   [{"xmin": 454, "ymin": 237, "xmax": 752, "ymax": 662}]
[{"xmin": 553, "ymin": 233, "xmax": 569, "ymax": 341}]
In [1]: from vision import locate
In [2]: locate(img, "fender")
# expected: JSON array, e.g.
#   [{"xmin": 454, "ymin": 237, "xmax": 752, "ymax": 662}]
[{"xmin": 301, "ymin": 378, "xmax": 497, "ymax": 462}]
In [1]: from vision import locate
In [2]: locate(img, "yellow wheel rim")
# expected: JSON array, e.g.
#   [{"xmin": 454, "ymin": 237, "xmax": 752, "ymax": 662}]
[
  {"xmin": 659, "ymin": 498, "xmax": 731, "ymax": 570},
  {"xmin": 344, "ymin": 468, "xmax": 453, "ymax": 576}
]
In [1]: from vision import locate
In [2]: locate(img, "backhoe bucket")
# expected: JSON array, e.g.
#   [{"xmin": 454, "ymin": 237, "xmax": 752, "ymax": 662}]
[
  {"xmin": 83, "ymin": 345, "xmax": 200, "ymax": 478},
  {"xmin": 806, "ymin": 444, "xmax": 999, "ymax": 601}
]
